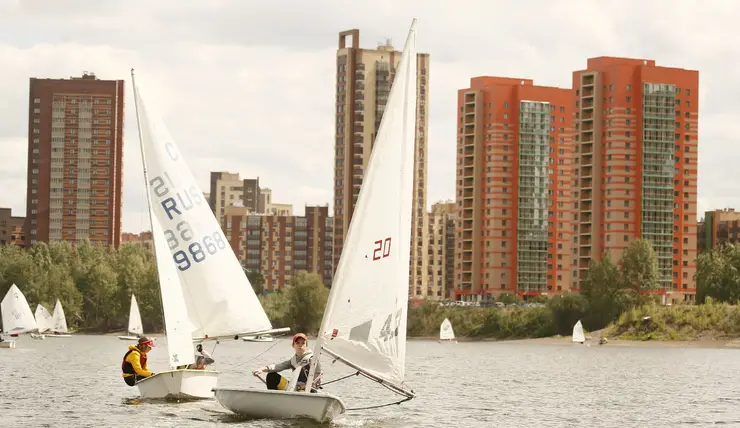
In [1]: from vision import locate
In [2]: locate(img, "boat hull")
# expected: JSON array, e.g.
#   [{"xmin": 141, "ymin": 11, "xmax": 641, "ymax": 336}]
[
  {"xmin": 0, "ymin": 340, "xmax": 16, "ymax": 349},
  {"xmin": 213, "ymin": 388, "xmax": 346, "ymax": 423},
  {"xmin": 47, "ymin": 334, "xmax": 71, "ymax": 338},
  {"xmin": 136, "ymin": 369, "xmax": 218, "ymax": 400},
  {"xmin": 30, "ymin": 333, "xmax": 46, "ymax": 340},
  {"xmin": 117, "ymin": 335, "xmax": 141, "ymax": 341}
]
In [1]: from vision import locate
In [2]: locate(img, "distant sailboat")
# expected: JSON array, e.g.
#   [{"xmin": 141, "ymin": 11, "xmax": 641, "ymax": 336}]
[
  {"xmin": 572, "ymin": 320, "xmax": 585, "ymax": 344},
  {"xmin": 1, "ymin": 284, "xmax": 40, "ymax": 349},
  {"xmin": 118, "ymin": 294, "xmax": 145, "ymax": 341},
  {"xmin": 48, "ymin": 299, "xmax": 72, "ymax": 338},
  {"xmin": 32, "ymin": 304, "xmax": 53, "ymax": 339},
  {"xmin": 439, "ymin": 318, "xmax": 456, "ymax": 343}
]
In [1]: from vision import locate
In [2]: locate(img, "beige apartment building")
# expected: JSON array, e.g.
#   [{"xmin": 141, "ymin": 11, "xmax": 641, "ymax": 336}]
[
  {"xmin": 421, "ymin": 201, "xmax": 456, "ymax": 301},
  {"xmin": 333, "ymin": 29, "xmax": 430, "ymax": 295}
]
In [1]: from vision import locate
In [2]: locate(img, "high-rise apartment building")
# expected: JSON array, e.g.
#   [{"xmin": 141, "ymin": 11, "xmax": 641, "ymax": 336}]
[
  {"xmin": 223, "ymin": 205, "xmax": 333, "ymax": 289},
  {"xmin": 573, "ymin": 57, "xmax": 698, "ymax": 303},
  {"xmin": 333, "ymin": 29, "xmax": 430, "ymax": 293},
  {"xmin": 423, "ymin": 201, "xmax": 456, "ymax": 301},
  {"xmin": 455, "ymin": 77, "xmax": 576, "ymax": 301},
  {"xmin": 208, "ymin": 172, "xmax": 260, "ymax": 222},
  {"xmin": 26, "ymin": 72, "xmax": 124, "ymax": 247}
]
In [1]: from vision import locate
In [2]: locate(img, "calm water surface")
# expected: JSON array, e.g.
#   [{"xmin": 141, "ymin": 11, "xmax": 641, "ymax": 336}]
[{"xmin": 1, "ymin": 335, "xmax": 738, "ymax": 427}]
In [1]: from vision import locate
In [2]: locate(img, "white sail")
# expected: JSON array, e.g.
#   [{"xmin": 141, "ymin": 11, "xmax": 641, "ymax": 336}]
[
  {"xmin": 150, "ymin": 207, "xmax": 196, "ymax": 368},
  {"xmin": 440, "ymin": 318, "xmax": 455, "ymax": 341},
  {"xmin": 128, "ymin": 294, "xmax": 144, "ymax": 336},
  {"xmin": 51, "ymin": 299, "xmax": 69, "ymax": 333},
  {"xmin": 315, "ymin": 20, "xmax": 417, "ymax": 389},
  {"xmin": 572, "ymin": 320, "xmax": 585, "ymax": 343},
  {"xmin": 1, "ymin": 284, "xmax": 38, "ymax": 334},
  {"xmin": 35, "ymin": 305, "xmax": 53, "ymax": 333},
  {"xmin": 132, "ymin": 77, "xmax": 272, "ymax": 340}
]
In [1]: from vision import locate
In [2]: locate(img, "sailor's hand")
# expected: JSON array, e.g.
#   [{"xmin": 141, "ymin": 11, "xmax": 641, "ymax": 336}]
[{"xmin": 252, "ymin": 369, "xmax": 263, "ymax": 376}]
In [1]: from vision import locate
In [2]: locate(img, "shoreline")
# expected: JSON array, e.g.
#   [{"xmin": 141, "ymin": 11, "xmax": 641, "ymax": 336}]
[{"xmin": 407, "ymin": 335, "xmax": 740, "ymax": 349}]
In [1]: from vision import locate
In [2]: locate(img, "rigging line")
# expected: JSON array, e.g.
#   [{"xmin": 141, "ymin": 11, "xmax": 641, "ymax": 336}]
[
  {"xmin": 319, "ymin": 371, "xmax": 361, "ymax": 387},
  {"xmin": 346, "ymin": 396, "xmax": 413, "ymax": 412},
  {"xmin": 225, "ymin": 338, "xmax": 283, "ymax": 371}
]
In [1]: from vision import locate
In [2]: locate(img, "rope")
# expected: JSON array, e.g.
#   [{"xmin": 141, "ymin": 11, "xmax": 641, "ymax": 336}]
[
  {"xmin": 226, "ymin": 338, "xmax": 283, "ymax": 371},
  {"xmin": 319, "ymin": 371, "xmax": 360, "ymax": 387},
  {"xmin": 346, "ymin": 396, "xmax": 413, "ymax": 411}
]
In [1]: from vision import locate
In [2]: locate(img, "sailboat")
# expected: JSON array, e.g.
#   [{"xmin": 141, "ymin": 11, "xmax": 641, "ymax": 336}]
[
  {"xmin": 572, "ymin": 320, "xmax": 585, "ymax": 344},
  {"xmin": 1, "ymin": 284, "xmax": 40, "ymax": 349},
  {"xmin": 32, "ymin": 305, "xmax": 53, "ymax": 339},
  {"xmin": 130, "ymin": 70, "xmax": 289, "ymax": 400},
  {"xmin": 47, "ymin": 299, "xmax": 72, "ymax": 338},
  {"xmin": 118, "ymin": 294, "xmax": 145, "ymax": 341},
  {"xmin": 439, "ymin": 318, "xmax": 456, "ymax": 343},
  {"xmin": 213, "ymin": 19, "xmax": 419, "ymax": 423}
]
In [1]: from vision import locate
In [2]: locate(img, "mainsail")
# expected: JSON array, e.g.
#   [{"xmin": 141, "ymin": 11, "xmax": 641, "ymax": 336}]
[{"xmin": 308, "ymin": 19, "xmax": 417, "ymax": 393}]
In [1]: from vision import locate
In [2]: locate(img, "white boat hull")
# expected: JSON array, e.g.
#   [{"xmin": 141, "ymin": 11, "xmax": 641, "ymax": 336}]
[
  {"xmin": 242, "ymin": 336, "xmax": 274, "ymax": 342},
  {"xmin": 136, "ymin": 369, "xmax": 219, "ymax": 400},
  {"xmin": 213, "ymin": 388, "xmax": 346, "ymax": 423},
  {"xmin": 118, "ymin": 335, "xmax": 141, "ymax": 341},
  {"xmin": 0, "ymin": 340, "xmax": 16, "ymax": 349},
  {"xmin": 46, "ymin": 334, "xmax": 71, "ymax": 338}
]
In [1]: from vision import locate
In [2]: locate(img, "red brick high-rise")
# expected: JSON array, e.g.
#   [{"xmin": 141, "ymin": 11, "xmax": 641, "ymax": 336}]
[
  {"xmin": 26, "ymin": 72, "xmax": 125, "ymax": 247},
  {"xmin": 572, "ymin": 57, "xmax": 698, "ymax": 303},
  {"xmin": 454, "ymin": 77, "xmax": 576, "ymax": 300}
]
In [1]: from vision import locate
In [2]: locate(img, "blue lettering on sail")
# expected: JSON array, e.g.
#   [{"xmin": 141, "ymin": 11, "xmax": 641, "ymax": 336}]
[{"xmin": 148, "ymin": 174, "xmax": 227, "ymax": 271}]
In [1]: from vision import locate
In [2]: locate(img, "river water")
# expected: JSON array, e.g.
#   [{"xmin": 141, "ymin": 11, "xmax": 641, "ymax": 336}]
[{"xmin": 0, "ymin": 335, "xmax": 737, "ymax": 427}]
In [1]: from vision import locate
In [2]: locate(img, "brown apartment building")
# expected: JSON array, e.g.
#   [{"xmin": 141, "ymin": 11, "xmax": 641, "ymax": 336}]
[
  {"xmin": 333, "ymin": 29, "xmax": 430, "ymax": 294},
  {"xmin": 26, "ymin": 72, "xmax": 124, "ymax": 247},
  {"xmin": 699, "ymin": 208, "xmax": 740, "ymax": 252},
  {"xmin": 0, "ymin": 208, "xmax": 25, "ymax": 246},
  {"xmin": 455, "ymin": 77, "xmax": 576, "ymax": 301},
  {"xmin": 573, "ymin": 57, "xmax": 698, "ymax": 303},
  {"xmin": 425, "ymin": 201, "xmax": 456, "ymax": 301},
  {"xmin": 223, "ymin": 205, "xmax": 333, "ymax": 290}
]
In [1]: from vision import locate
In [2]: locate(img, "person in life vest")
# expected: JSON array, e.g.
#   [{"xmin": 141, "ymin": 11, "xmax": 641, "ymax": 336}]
[
  {"xmin": 253, "ymin": 333, "xmax": 322, "ymax": 392},
  {"xmin": 121, "ymin": 336, "xmax": 156, "ymax": 386}
]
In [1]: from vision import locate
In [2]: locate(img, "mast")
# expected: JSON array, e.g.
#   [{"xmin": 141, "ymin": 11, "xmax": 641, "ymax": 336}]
[{"xmin": 130, "ymin": 69, "xmax": 171, "ymax": 361}]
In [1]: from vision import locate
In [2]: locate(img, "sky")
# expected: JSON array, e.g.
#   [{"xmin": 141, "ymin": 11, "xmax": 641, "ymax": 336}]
[{"xmin": 0, "ymin": 0, "xmax": 736, "ymax": 233}]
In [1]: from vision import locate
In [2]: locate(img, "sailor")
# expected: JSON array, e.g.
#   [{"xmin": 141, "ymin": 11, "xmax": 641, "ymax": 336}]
[
  {"xmin": 121, "ymin": 336, "xmax": 156, "ymax": 386},
  {"xmin": 184, "ymin": 344, "xmax": 215, "ymax": 370},
  {"xmin": 253, "ymin": 333, "xmax": 322, "ymax": 392}
]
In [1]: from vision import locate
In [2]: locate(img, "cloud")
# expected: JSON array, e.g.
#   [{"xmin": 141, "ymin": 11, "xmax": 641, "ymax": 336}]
[{"xmin": 0, "ymin": 0, "xmax": 737, "ymax": 233}]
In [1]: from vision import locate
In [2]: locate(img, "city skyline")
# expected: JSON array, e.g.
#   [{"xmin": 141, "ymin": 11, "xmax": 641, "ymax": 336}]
[{"xmin": 0, "ymin": 1, "xmax": 735, "ymax": 235}]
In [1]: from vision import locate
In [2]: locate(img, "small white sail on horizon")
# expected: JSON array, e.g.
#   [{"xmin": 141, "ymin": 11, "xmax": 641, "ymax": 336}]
[
  {"xmin": 572, "ymin": 320, "xmax": 585, "ymax": 344},
  {"xmin": 440, "ymin": 318, "xmax": 455, "ymax": 341},
  {"xmin": 50, "ymin": 299, "xmax": 69, "ymax": 333},
  {"xmin": 1, "ymin": 284, "xmax": 38, "ymax": 335},
  {"xmin": 118, "ymin": 294, "xmax": 145, "ymax": 341},
  {"xmin": 35, "ymin": 305, "xmax": 53, "ymax": 333}
]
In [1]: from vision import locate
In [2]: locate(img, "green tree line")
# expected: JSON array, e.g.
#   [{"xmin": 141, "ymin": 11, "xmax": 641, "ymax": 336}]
[{"xmin": 2, "ymin": 238, "xmax": 738, "ymax": 340}]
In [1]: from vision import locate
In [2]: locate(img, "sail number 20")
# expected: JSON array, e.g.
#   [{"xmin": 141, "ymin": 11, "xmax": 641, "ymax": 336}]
[{"xmin": 372, "ymin": 237, "xmax": 392, "ymax": 261}]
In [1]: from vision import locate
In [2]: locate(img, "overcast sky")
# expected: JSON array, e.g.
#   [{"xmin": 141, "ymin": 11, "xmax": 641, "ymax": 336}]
[{"xmin": 0, "ymin": 0, "xmax": 735, "ymax": 233}]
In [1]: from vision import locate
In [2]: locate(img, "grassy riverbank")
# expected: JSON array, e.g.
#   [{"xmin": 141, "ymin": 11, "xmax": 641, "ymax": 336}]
[{"xmin": 406, "ymin": 298, "xmax": 740, "ymax": 343}]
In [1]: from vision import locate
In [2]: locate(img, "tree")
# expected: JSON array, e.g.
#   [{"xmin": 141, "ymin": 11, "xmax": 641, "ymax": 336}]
[
  {"xmin": 619, "ymin": 238, "xmax": 660, "ymax": 294},
  {"xmin": 245, "ymin": 269, "xmax": 265, "ymax": 295},
  {"xmin": 696, "ymin": 244, "xmax": 740, "ymax": 304},
  {"xmin": 283, "ymin": 271, "xmax": 328, "ymax": 334},
  {"xmin": 547, "ymin": 293, "xmax": 588, "ymax": 335},
  {"xmin": 579, "ymin": 254, "xmax": 623, "ymax": 329}
]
